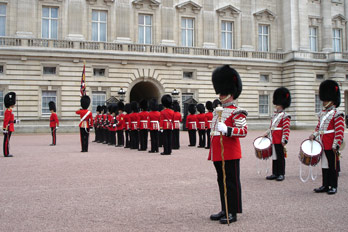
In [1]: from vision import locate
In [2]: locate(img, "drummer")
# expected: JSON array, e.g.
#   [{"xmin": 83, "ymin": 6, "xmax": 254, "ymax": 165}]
[
  {"xmin": 263, "ymin": 87, "xmax": 291, "ymax": 181},
  {"xmin": 310, "ymin": 80, "xmax": 344, "ymax": 195}
]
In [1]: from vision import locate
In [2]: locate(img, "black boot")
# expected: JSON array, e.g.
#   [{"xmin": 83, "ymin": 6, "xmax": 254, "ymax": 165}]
[
  {"xmin": 327, "ymin": 187, "xmax": 337, "ymax": 195},
  {"xmin": 210, "ymin": 211, "xmax": 225, "ymax": 221},
  {"xmin": 313, "ymin": 186, "xmax": 329, "ymax": 193},
  {"xmin": 266, "ymin": 174, "xmax": 277, "ymax": 180},
  {"xmin": 219, "ymin": 213, "xmax": 237, "ymax": 224}
]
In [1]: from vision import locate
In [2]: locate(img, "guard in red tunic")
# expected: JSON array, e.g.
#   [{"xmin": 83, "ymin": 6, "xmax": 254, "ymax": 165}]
[
  {"xmin": 159, "ymin": 94, "xmax": 175, "ymax": 155},
  {"xmin": 105, "ymin": 105, "xmax": 113, "ymax": 145},
  {"xmin": 310, "ymin": 80, "xmax": 344, "ymax": 195},
  {"xmin": 172, "ymin": 101, "xmax": 182, "ymax": 150},
  {"xmin": 205, "ymin": 101, "xmax": 213, "ymax": 149},
  {"xmin": 116, "ymin": 101, "xmax": 125, "ymax": 147},
  {"xmin": 186, "ymin": 104, "xmax": 197, "ymax": 147},
  {"xmin": 209, "ymin": 65, "xmax": 247, "ymax": 224},
  {"xmin": 129, "ymin": 101, "xmax": 140, "ymax": 150},
  {"xmin": 76, "ymin": 95, "xmax": 93, "ymax": 152},
  {"xmin": 108, "ymin": 104, "xmax": 118, "ymax": 146},
  {"xmin": 123, "ymin": 103, "xmax": 131, "ymax": 148},
  {"xmin": 197, "ymin": 103, "xmax": 207, "ymax": 148},
  {"xmin": 264, "ymin": 87, "xmax": 291, "ymax": 181},
  {"xmin": 93, "ymin": 106, "xmax": 101, "ymax": 142},
  {"xmin": 98, "ymin": 106, "xmax": 107, "ymax": 144},
  {"xmin": 3, "ymin": 92, "xmax": 19, "ymax": 157},
  {"xmin": 148, "ymin": 99, "xmax": 160, "ymax": 153},
  {"xmin": 138, "ymin": 100, "xmax": 149, "ymax": 151},
  {"xmin": 49, "ymin": 101, "xmax": 59, "ymax": 146}
]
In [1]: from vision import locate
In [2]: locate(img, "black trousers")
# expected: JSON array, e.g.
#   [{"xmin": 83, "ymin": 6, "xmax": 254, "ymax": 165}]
[
  {"xmin": 172, "ymin": 129, "xmax": 180, "ymax": 149},
  {"xmin": 150, "ymin": 130, "xmax": 159, "ymax": 152},
  {"xmin": 80, "ymin": 128, "xmax": 90, "ymax": 152},
  {"xmin": 272, "ymin": 144, "xmax": 285, "ymax": 176},
  {"xmin": 158, "ymin": 131, "xmax": 163, "ymax": 147},
  {"xmin": 103, "ymin": 128, "xmax": 108, "ymax": 143},
  {"xmin": 3, "ymin": 131, "xmax": 12, "ymax": 157},
  {"xmin": 130, "ymin": 130, "xmax": 139, "ymax": 149},
  {"xmin": 139, "ymin": 129, "xmax": 148, "ymax": 150},
  {"xmin": 206, "ymin": 129, "xmax": 211, "ymax": 148},
  {"xmin": 198, "ymin": 129, "xmax": 206, "ymax": 147},
  {"xmin": 117, "ymin": 130, "xmax": 124, "ymax": 146},
  {"xmin": 51, "ymin": 127, "xmax": 57, "ymax": 145},
  {"xmin": 125, "ymin": 130, "xmax": 130, "ymax": 148},
  {"xmin": 93, "ymin": 126, "xmax": 97, "ymax": 141},
  {"xmin": 188, "ymin": 130, "xmax": 196, "ymax": 146},
  {"xmin": 96, "ymin": 128, "xmax": 100, "ymax": 142},
  {"xmin": 322, "ymin": 150, "xmax": 338, "ymax": 188},
  {"xmin": 109, "ymin": 131, "xmax": 116, "ymax": 145},
  {"xmin": 162, "ymin": 130, "xmax": 172, "ymax": 154},
  {"xmin": 214, "ymin": 160, "xmax": 242, "ymax": 215}
]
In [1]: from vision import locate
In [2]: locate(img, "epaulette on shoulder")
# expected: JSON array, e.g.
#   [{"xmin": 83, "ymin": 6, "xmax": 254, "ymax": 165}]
[
  {"xmin": 335, "ymin": 109, "xmax": 344, "ymax": 118},
  {"xmin": 232, "ymin": 107, "xmax": 248, "ymax": 117},
  {"xmin": 284, "ymin": 112, "xmax": 291, "ymax": 119}
]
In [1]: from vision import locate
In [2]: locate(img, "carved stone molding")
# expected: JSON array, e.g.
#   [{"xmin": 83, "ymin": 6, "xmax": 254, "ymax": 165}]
[
  {"xmin": 332, "ymin": 14, "xmax": 347, "ymax": 27},
  {"xmin": 216, "ymin": 5, "xmax": 241, "ymax": 18},
  {"xmin": 86, "ymin": 0, "xmax": 114, "ymax": 5},
  {"xmin": 253, "ymin": 9, "xmax": 276, "ymax": 21},
  {"xmin": 176, "ymin": 1, "xmax": 202, "ymax": 14},
  {"xmin": 308, "ymin": 15, "xmax": 323, "ymax": 26},
  {"xmin": 132, "ymin": 0, "xmax": 160, "ymax": 10}
]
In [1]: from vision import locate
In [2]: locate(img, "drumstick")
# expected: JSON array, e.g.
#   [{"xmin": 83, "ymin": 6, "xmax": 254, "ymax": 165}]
[
  {"xmin": 258, "ymin": 137, "xmax": 264, "ymax": 145},
  {"xmin": 311, "ymin": 140, "xmax": 313, "ymax": 153}
]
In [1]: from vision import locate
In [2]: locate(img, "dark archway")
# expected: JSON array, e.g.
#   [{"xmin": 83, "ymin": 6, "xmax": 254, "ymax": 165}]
[{"xmin": 129, "ymin": 81, "xmax": 161, "ymax": 102}]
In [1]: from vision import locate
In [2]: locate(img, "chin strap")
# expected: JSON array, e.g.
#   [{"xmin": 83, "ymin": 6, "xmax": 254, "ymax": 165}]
[
  {"xmin": 323, "ymin": 101, "xmax": 333, "ymax": 109},
  {"xmin": 220, "ymin": 94, "xmax": 231, "ymax": 103}
]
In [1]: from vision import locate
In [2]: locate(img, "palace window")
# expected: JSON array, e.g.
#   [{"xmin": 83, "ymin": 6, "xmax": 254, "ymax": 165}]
[
  {"xmin": 42, "ymin": 91, "xmax": 57, "ymax": 115},
  {"xmin": 93, "ymin": 68, "xmax": 105, "ymax": 77},
  {"xmin": 309, "ymin": 27, "xmax": 318, "ymax": 52},
  {"xmin": 259, "ymin": 94, "xmax": 269, "ymax": 115},
  {"xmin": 332, "ymin": 29, "xmax": 342, "ymax": 52},
  {"xmin": 0, "ymin": 90, "xmax": 3, "ymax": 116},
  {"xmin": 316, "ymin": 74, "xmax": 324, "ymax": 80},
  {"xmin": 221, "ymin": 21, "xmax": 233, "ymax": 49},
  {"xmin": 183, "ymin": 71, "xmax": 193, "ymax": 79},
  {"xmin": 0, "ymin": 4, "xmax": 6, "ymax": 36},
  {"xmin": 92, "ymin": 10, "xmax": 107, "ymax": 42},
  {"xmin": 258, "ymin": 25, "xmax": 269, "ymax": 52},
  {"xmin": 43, "ymin": 66, "xmax": 56, "ymax": 75},
  {"xmin": 182, "ymin": 93, "xmax": 194, "ymax": 113},
  {"xmin": 0, "ymin": 65, "xmax": 3, "ymax": 74},
  {"xmin": 42, "ymin": 7, "xmax": 58, "ymax": 39},
  {"xmin": 181, "ymin": 18, "xmax": 194, "ymax": 47},
  {"xmin": 138, "ymin": 14, "xmax": 152, "ymax": 44},
  {"xmin": 92, "ymin": 91, "xmax": 106, "ymax": 113},
  {"xmin": 315, "ymin": 94, "xmax": 322, "ymax": 113},
  {"xmin": 260, "ymin": 74, "xmax": 269, "ymax": 82}
]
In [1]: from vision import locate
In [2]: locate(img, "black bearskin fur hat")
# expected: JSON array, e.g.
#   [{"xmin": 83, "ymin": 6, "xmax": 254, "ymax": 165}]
[
  {"xmin": 212, "ymin": 65, "xmax": 242, "ymax": 99},
  {"xmin": 273, "ymin": 87, "xmax": 291, "ymax": 109},
  {"xmin": 149, "ymin": 99, "xmax": 158, "ymax": 111},
  {"xmin": 197, "ymin": 103, "xmax": 205, "ymax": 114},
  {"xmin": 124, "ymin": 103, "xmax": 132, "ymax": 114},
  {"xmin": 108, "ymin": 104, "xmax": 113, "ymax": 113},
  {"xmin": 49, "ymin": 101, "xmax": 56, "ymax": 112},
  {"xmin": 140, "ymin": 99, "xmax": 148, "ymax": 111},
  {"xmin": 111, "ymin": 104, "xmax": 118, "ymax": 114},
  {"xmin": 158, "ymin": 104, "xmax": 164, "ymax": 111},
  {"xmin": 173, "ymin": 101, "xmax": 180, "ymax": 112},
  {"xmin": 80, "ymin": 95, "xmax": 90, "ymax": 110},
  {"xmin": 102, "ymin": 105, "xmax": 107, "ymax": 114},
  {"xmin": 118, "ymin": 101, "xmax": 125, "ymax": 111},
  {"xmin": 131, "ymin": 101, "xmax": 139, "ymax": 113},
  {"xmin": 212, "ymin": 99, "xmax": 221, "ymax": 109},
  {"xmin": 96, "ymin": 105, "xmax": 102, "ymax": 113},
  {"xmin": 161, "ymin": 94, "xmax": 172, "ymax": 108},
  {"xmin": 4, "ymin": 92, "xmax": 16, "ymax": 108},
  {"xmin": 188, "ymin": 104, "xmax": 196, "ymax": 114},
  {"xmin": 319, "ymin": 80, "xmax": 341, "ymax": 107},
  {"xmin": 205, "ymin": 101, "xmax": 213, "ymax": 112}
]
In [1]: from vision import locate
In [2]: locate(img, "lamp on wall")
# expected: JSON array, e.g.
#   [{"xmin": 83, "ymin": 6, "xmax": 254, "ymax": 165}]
[
  {"xmin": 118, "ymin": 88, "xmax": 126, "ymax": 101},
  {"xmin": 171, "ymin": 88, "xmax": 180, "ymax": 101}
]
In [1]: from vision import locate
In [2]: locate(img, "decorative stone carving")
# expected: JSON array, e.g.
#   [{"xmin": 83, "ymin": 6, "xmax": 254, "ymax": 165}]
[
  {"xmin": 332, "ymin": 14, "xmax": 347, "ymax": 27},
  {"xmin": 132, "ymin": 0, "xmax": 160, "ymax": 10},
  {"xmin": 176, "ymin": 1, "xmax": 202, "ymax": 14},
  {"xmin": 216, "ymin": 5, "xmax": 241, "ymax": 18},
  {"xmin": 86, "ymin": 0, "xmax": 114, "ymax": 5},
  {"xmin": 308, "ymin": 15, "xmax": 323, "ymax": 26},
  {"xmin": 253, "ymin": 9, "xmax": 276, "ymax": 21}
]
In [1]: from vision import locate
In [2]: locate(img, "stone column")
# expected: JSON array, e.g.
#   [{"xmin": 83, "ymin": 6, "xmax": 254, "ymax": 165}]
[
  {"xmin": 282, "ymin": 0, "xmax": 299, "ymax": 52},
  {"xmin": 15, "ymin": 0, "xmax": 35, "ymax": 37},
  {"xmin": 240, "ymin": 0, "xmax": 253, "ymax": 50},
  {"xmin": 298, "ymin": 0, "xmax": 309, "ymax": 51},
  {"xmin": 160, "ymin": 0, "xmax": 175, "ymax": 46},
  {"xmin": 202, "ymin": 0, "xmax": 215, "ymax": 48},
  {"xmin": 66, "ymin": 0, "xmax": 86, "ymax": 40},
  {"xmin": 115, "ymin": 0, "xmax": 132, "ymax": 43},
  {"xmin": 321, "ymin": 0, "xmax": 332, "ymax": 52}
]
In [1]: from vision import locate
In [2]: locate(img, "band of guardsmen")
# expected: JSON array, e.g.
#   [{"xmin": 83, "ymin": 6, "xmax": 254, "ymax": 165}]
[{"xmin": 2, "ymin": 65, "xmax": 345, "ymax": 224}]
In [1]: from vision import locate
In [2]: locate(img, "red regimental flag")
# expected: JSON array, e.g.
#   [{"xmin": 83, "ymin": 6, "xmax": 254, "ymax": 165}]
[{"xmin": 80, "ymin": 63, "xmax": 86, "ymax": 96}]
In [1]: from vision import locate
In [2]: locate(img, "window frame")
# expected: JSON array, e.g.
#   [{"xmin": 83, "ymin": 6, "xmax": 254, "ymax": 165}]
[
  {"xmin": 221, "ymin": 20, "xmax": 234, "ymax": 49},
  {"xmin": 0, "ymin": 90, "xmax": 4, "ymax": 117},
  {"xmin": 138, "ymin": 14, "xmax": 153, "ymax": 45},
  {"xmin": 258, "ymin": 24, "xmax": 270, "ymax": 52},
  {"xmin": 309, "ymin": 26, "xmax": 318, "ymax": 52},
  {"xmin": 92, "ymin": 91, "xmax": 106, "ymax": 114},
  {"xmin": 42, "ymin": 6, "xmax": 59, "ymax": 39},
  {"xmin": 182, "ymin": 70, "xmax": 196, "ymax": 80},
  {"xmin": 92, "ymin": 10, "xmax": 107, "ymax": 42},
  {"xmin": 332, "ymin": 28, "xmax": 342, "ymax": 52},
  {"xmin": 0, "ymin": 3, "xmax": 6, "ymax": 37},
  {"xmin": 259, "ymin": 94, "xmax": 270, "ymax": 116},
  {"xmin": 315, "ymin": 94, "xmax": 322, "ymax": 113},
  {"xmin": 41, "ymin": 90, "xmax": 57, "ymax": 116},
  {"xmin": 181, "ymin": 17, "xmax": 195, "ymax": 47}
]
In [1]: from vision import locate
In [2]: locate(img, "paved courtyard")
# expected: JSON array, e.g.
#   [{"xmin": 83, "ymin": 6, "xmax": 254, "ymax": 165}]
[{"xmin": 0, "ymin": 130, "xmax": 347, "ymax": 232}]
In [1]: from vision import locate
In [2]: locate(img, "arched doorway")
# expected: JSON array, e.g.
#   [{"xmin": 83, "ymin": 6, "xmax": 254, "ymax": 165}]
[{"xmin": 129, "ymin": 81, "xmax": 162, "ymax": 102}]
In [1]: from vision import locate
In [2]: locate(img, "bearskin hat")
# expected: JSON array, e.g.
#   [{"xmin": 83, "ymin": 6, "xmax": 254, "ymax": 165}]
[
  {"xmin": 140, "ymin": 99, "xmax": 148, "ymax": 111},
  {"xmin": 124, "ymin": 103, "xmax": 132, "ymax": 114},
  {"xmin": 102, "ymin": 105, "xmax": 107, "ymax": 114},
  {"xmin": 158, "ymin": 104, "xmax": 164, "ymax": 111},
  {"xmin": 80, "ymin": 95, "xmax": 90, "ymax": 110},
  {"xmin": 212, "ymin": 65, "xmax": 242, "ymax": 99},
  {"xmin": 131, "ymin": 101, "xmax": 139, "ymax": 113},
  {"xmin": 48, "ymin": 101, "xmax": 56, "ymax": 112},
  {"xmin": 212, "ymin": 99, "xmax": 221, "ymax": 109},
  {"xmin": 96, "ymin": 105, "xmax": 102, "ymax": 113},
  {"xmin": 197, "ymin": 103, "xmax": 205, "ymax": 114},
  {"xmin": 273, "ymin": 87, "xmax": 291, "ymax": 109},
  {"xmin": 118, "ymin": 101, "xmax": 125, "ymax": 111},
  {"xmin": 205, "ymin": 101, "xmax": 213, "ymax": 112},
  {"xmin": 188, "ymin": 104, "xmax": 196, "ymax": 114},
  {"xmin": 173, "ymin": 101, "xmax": 180, "ymax": 112},
  {"xmin": 107, "ymin": 104, "xmax": 113, "ymax": 113},
  {"xmin": 111, "ymin": 104, "xmax": 118, "ymax": 114},
  {"xmin": 149, "ymin": 99, "xmax": 158, "ymax": 111},
  {"xmin": 319, "ymin": 80, "xmax": 341, "ymax": 107},
  {"xmin": 161, "ymin": 94, "xmax": 172, "ymax": 108},
  {"xmin": 4, "ymin": 92, "xmax": 16, "ymax": 108}
]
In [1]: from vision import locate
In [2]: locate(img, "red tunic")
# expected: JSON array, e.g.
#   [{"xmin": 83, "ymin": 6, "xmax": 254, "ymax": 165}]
[
  {"xmin": 160, "ymin": 108, "xmax": 175, "ymax": 130},
  {"xmin": 129, "ymin": 112, "xmax": 140, "ymax": 130},
  {"xmin": 3, "ymin": 109, "xmax": 15, "ymax": 132},
  {"xmin": 50, "ymin": 112, "xmax": 59, "ymax": 128},
  {"xmin": 208, "ymin": 104, "xmax": 248, "ymax": 161},
  {"xmin": 94, "ymin": 114, "xmax": 100, "ymax": 127},
  {"xmin": 197, "ymin": 113, "xmax": 207, "ymax": 130},
  {"xmin": 109, "ymin": 115, "xmax": 117, "ymax": 132},
  {"xmin": 173, "ymin": 112, "xmax": 182, "ymax": 130},
  {"xmin": 313, "ymin": 107, "xmax": 345, "ymax": 150},
  {"xmin": 123, "ymin": 114, "xmax": 130, "ymax": 130},
  {"xmin": 148, "ymin": 111, "xmax": 160, "ymax": 130},
  {"xmin": 116, "ymin": 113, "xmax": 125, "ymax": 130},
  {"xmin": 138, "ymin": 111, "xmax": 149, "ymax": 130},
  {"xmin": 268, "ymin": 111, "xmax": 291, "ymax": 144},
  {"xmin": 76, "ymin": 109, "xmax": 93, "ymax": 128},
  {"xmin": 205, "ymin": 112, "xmax": 213, "ymax": 129},
  {"xmin": 186, "ymin": 114, "xmax": 198, "ymax": 130}
]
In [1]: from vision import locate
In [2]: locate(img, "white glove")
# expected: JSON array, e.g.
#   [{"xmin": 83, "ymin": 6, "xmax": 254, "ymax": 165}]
[
  {"xmin": 90, "ymin": 128, "xmax": 93, "ymax": 131},
  {"xmin": 15, "ymin": 119, "xmax": 20, "ymax": 123},
  {"xmin": 217, "ymin": 122, "xmax": 228, "ymax": 135},
  {"xmin": 3, "ymin": 129, "xmax": 8, "ymax": 134},
  {"xmin": 56, "ymin": 127, "xmax": 59, "ymax": 130},
  {"xmin": 160, "ymin": 129, "xmax": 163, "ymax": 133},
  {"xmin": 113, "ymin": 124, "xmax": 116, "ymax": 127}
]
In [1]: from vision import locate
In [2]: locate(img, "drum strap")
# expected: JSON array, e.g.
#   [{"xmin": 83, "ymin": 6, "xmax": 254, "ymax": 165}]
[{"xmin": 319, "ymin": 110, "xmax": 334, "ymax": 129}]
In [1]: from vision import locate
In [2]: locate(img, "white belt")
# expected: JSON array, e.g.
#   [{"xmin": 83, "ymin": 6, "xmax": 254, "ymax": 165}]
[
  {"xmin": 189, "ymin": 122, "xmax": 196, "ymax": 123},
  {"xmin": 163, "ymin": 120, "xmax": 172, "ymax": 122},
  {"xmin": 126, "ymin": 122, "xmax": 129, "ymax": 124},
  {"xmin": 174, "ymin": 120, "xmax": 180, "ymax": 123},
  {"xmin": 150, "ymin": 121, "xmax": 159, "ymax": 123},
  {"xmin": 319, "ymin": 129, "xmax": 334, "ymax": 135},
  {"xmin": 211, "ymin": 131, "xmax": 221, "ymax": 136},
  {"xmin": 199, "ymin": 122, "xmax": 205, "ymax": 124},
  {"xmin": 140, "ymin": 120, "xmax": 148, "ymax": 122},
  {"xmin": 271, "ymin": 127, "xmax": 282, "ymax": 131},
  {"xmin": 131, "ymin": 122, "xmax": 137, "ymax": 124}
]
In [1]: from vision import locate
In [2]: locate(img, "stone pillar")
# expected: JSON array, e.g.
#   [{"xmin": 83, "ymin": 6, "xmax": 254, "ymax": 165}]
[
  {"xmin": 321, "ymin": 0, "xmax": 332, "ymax": 52},
  {"xmin": 160, "ymin": 0, "xmax": 175, "ymax": 46},
  {"xmin": 15, "ymin": 0, "xmax": 35, "ymax": 37},
  {"xmin": 282, "ymin": 0, "xmax": 299, "ymax": 52},
  {"xmin": 66, "ymin": 0, "xmax": 86, "ymax": 40},
  {"xmin": 202, "ymin": 0, "xmax": 215, "ymax": 48},
  {"xmin": 345, "ymin": 0, "xmax": 348, "ymax": 51},
  {"xmin": 115, "ymin": 0, "xmax": 132, "ymax": 43},
  {"xmin": 240, "ymin": 0, "xmax": 253, "ymax": 50},
  {"xmin": 298, "ymin": 0, "xmax": 309, "ymax": 51}
]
